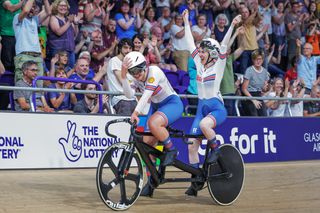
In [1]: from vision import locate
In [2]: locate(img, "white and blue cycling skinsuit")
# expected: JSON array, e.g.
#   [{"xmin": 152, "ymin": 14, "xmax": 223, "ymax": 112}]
[
  {"xmin": 122, "ymin": 65, "xmax": 183, "ymax": 129},
  {"xmin": 184, "ymin": 20, "xmax": 234, "ymax": 135}
]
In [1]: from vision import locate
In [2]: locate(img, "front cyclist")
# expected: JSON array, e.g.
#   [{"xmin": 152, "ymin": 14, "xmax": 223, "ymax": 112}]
[
  {"xmin": 182, "ymin": 9, "xmax": 242, "ymax": 196},
  {"xmin": 120, "ymin": 51, "xmax": 184, "ymax": 196}
]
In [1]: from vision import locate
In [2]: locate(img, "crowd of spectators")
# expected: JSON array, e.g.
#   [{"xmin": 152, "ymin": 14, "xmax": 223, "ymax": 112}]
[{"xmin": 0, "ymin": 0, "xmax": 319, "ymax": 116}]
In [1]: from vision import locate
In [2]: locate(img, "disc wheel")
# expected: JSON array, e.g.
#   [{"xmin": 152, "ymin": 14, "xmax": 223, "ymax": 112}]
[
  {"xmin": 207, "ymin": 144, "xmax": 245, "ymax": 205},
  {"xmin": 96, "ymin": 142, "xmax": 144, "ymax": 211}
]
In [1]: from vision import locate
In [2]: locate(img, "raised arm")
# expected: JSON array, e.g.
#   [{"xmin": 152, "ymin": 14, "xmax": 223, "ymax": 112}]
[
  {"xmin": 182, "ymin": 9, "xmax": 196, "ymax": 52},
  {"xmin": 221, "ymin": 15, "xmax": 242, "ymax": 49},
  {"xmin": 18, "ymin": 0, "xmax": 35, "ymax": 22}
]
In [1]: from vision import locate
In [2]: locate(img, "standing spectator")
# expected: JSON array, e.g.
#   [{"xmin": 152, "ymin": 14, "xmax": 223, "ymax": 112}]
[
  {"xmin": 73, "ymin": 83, "xmax": 108, "ymax": 114},
  {"xmin": 296, "ymin": 39, "xmax": 320, "ymax": 93},
  {"xmin": 47, "ymin": 68, "xmax": 77, "ymax": 112},
  {"xmin": 272, "ymin": 1, "xmax": 287, "ymax": 57},
  {"xmin": 170, "ymin": 14, "xmax": 189, "ymax": 71},
  {"xmin": 13, "ymin": 0, "xmax": 51, "ymax": 85},
  {"xmin": 258, "ymin": 0, "xmax": 277, "ymax": 43},
  {"xmin": 241, "ymin": 49, "xmax": 270, "ymax": 116},
  {"xmin": 132, "ymin": 34, "xmax": 161, "ymax": 66},
  {"xmin": 81, "ymin": 0, "xmax": 109, "ymax": 35},
  {"xmin": 178, "ymin": 0, "xmax": 198, "ymax": 26},
  {"xmin": 114, "ymin": 0, "xmax": 141, "ymax": 40},
  {"xmin": 265, "ymin": 77, "xmax": 290, "ymax": 117},
  {"xmin": 154, "ymin": 0, "xmax": 170, "ymax": 18},
  {"xmin": 266, "ymin": 43, "xmax": 286, "ymax": 77},
  {"xmin": 284, "ymin": 0, "xmax": 307, "ymax": 69},
  {"xmin": 48, "ymin": 0, "xmax": 78, "ymax": 68},
  {"xmin": 107, "ymin": 38, "xmax": 138, "ymax": 115},
  {"xmin": 13, "ymin": 61, "xmax": 53, "ymax": 112},
  {"xmin": 157, "ymin": 6, "xmax": 173, "ymax": 44},
  {"xmin": 213, "ymin": 13, "xmax": 229, "ymax": 43},
  {"xmin": 305, "ymin": 21, "xmax": 320, "ymax": 56},
  {"xmin": 237, "ymin": 5, "xmax": 261, "ymax": 74},
  {"xmin": 212, "ymin": 0, "xmax": 232, "ymax": 22},
  {"xmin": 90, "ymin": 29, "xmax": 117, "ymax": 73},
  {"xmin": 199, "ymin": 0, "xmax": 219, "ymax": 29},
  {"xmin": 141, "ymin": 7, "xmax": 159, "ymax": 34},
  {"xmin": 191, "ymin": 14, "xmax": 211, "ymax": 44},
  {"xmin": 102, "ymin": 18, "xmax": 117, "ymax": 50},
  {"xmin": 0, "ymin": 0, "xmax": 23, "ymax": 72}
]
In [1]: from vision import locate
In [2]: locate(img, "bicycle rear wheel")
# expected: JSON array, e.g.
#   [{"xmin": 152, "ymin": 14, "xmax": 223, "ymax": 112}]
[
  {"xmin": 96, "ymin": 142, "xmax": 144, "ymax": 211},
  {"xmin": 207, "ymin": 144, "xmax": 245, "ymax": 205}
]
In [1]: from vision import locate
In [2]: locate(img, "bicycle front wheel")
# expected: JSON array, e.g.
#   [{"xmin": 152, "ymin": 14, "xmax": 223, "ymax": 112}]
[
  {"xmin": 207, "ymin": 144, "xmax": 245, "ymax": 206},
  {"xmin": 96, "ymin": 142, "xmax": 144, "ymax": 211}
]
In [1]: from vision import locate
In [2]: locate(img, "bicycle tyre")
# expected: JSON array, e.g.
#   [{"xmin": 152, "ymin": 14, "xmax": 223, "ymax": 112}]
[
  {"xmin": 207, "ymin": 144, "xmax": 245, "ymax": 205},
  {"xmin": 96, "ymin": 142, "xmax": 144, "ymax": 211}
]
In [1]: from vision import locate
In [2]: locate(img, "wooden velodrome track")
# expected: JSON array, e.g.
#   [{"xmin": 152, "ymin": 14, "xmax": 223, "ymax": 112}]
[{"xmin": 0, "ymin": 160, "xmax": 319, "ymax": 213}]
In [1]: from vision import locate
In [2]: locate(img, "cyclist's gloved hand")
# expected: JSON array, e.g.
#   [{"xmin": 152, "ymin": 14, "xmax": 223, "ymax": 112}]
[
  {"xmin": 59, "ymin": 120, "xmax": 82, "ymax": 162},
  {"xmin": 130, "ymin": 111, "xmax": 140, "ymax": 125}
]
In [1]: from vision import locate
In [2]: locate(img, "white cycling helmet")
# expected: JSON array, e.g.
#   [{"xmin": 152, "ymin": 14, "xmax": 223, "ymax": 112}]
[
  {"xmin": 200, "ymin": 38, "xmax": 221, "ymax": 60},
  {"xmin": 124, "ymin": 51, "xmax": 147, "ymax": 75}
]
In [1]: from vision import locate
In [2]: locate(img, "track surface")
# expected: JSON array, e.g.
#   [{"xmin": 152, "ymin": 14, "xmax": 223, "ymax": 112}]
[{"xmin": 0, "ymin": 161, "xmax": 319, "ymax": 213}]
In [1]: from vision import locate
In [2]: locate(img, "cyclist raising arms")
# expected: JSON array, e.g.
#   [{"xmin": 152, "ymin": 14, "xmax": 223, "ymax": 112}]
[
  {"xmin": 120, "ymin": 51, "xmax": 184, "ymax": 196},
  {"xmin": 182, "ymin": 9, "xmax": 242, "ymax": 196}
]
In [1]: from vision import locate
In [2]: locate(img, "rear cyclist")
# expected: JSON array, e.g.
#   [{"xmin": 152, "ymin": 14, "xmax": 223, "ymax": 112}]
[
  {"xmin": 120, "ymin": 51, "xmax": 184, "ymax": 196},
  {"xmin": 182, "ymin": 9, "xmax": 242, "ymax": 196}
]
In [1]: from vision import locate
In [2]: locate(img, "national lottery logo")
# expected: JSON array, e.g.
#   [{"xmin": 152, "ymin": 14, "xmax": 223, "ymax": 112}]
[{"xmin": 59, "ymin": 120, "xmax": 120, "ymax": 162}]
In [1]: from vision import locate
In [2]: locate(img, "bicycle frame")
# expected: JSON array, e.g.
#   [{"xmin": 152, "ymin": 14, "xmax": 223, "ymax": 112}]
[{"xmin": 105, "ymin": 118, "xmax": 227, "ymax": 188}]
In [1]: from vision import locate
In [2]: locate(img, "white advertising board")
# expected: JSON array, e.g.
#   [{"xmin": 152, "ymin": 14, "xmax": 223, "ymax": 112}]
[{"xmin": 0, "ymin": 112, "xmax": 131, "ymax": 169}]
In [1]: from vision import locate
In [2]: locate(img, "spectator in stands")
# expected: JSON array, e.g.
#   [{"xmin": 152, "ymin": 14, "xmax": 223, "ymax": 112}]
[
  {"xmin": 90, "ymin": 29, "xmax": 117, "ymax": 73},
  {"xmin": 296, "ymin": 39, "xmax": 320, "ymax": 94},
  {"xmin": 47, "ymin": 68, "xmax": 77, "ymax": 112},
  {"xmin": 0, "ymin": 0, "xmax": 23, "ymax": 72},
  {"xmin": 73, "ymin": 83, "xmax": 108, "ymax": 113},
  {"xmin": 114, "ymin": 0, "xmax": 141, "ymax": 39},
  {"xmin": 157, "ymin": 6, "xmax": 174, "ymax": 44},
  {"xmin": 102, "ymin": 18, "xmax": 117, "ymax": 51},
  {"xmin": 241, "ymin": 49, "xmax": 270, "ymax": 116},
  {"xmin": 132, "ymin": 34, "xmax": 161, "ymax": 66},
  {"xmin": 306, "ymin": 21, "xmax": 320, "ymax": 56},
  {"xmin": 154, "ymin": 0, "xmax": 170, "ymax": 19},
  {"xmin": 178, "ymin": 0, "xmax": 197, "ymax": 26},
  {"xmin": 284, "ymin": 56, "xmax": 298, "ymax": 81},
  {"xmin": 142, "ymin": 7, "xmax": 159, "ymax": 34},
  {"xmin": 272, "ymin": 1, "xmax": 287, "ymax": 57},
  {"xmin": 107, "ymin": 38, "xmax": 139, "ymax": 115},
  {"xmin": 13, "ymin": 0, "xmax": 51, "ymax": 85},
  {"xmin": 288, "ymin": 78, "xmax": 306, "ymax": 116},
  {"xmin": 199, "ymin": 0, "xmax": 219, "ymax": 29},
  {"xmin": 258, "ymin": 0, "xmax": 277, "ymax": 43},
  {"xmin": 212, "ymin": 0, "xmax": 232, "ymax": 22},
  {"xmin": 284, "ymin": 0, "xmax": 308, "ymax": 69},
  {"xmin": 237, "ymin": 5, "xmax": 261, "ymax": 74},
  {"xmin": 81, "ymin": 0, "xmax": 109, "ymax": 35},
  {"xmin": 13, "ymin": 60, "xmax": 53, "ymax": 112},
  {"xmin": 47, "ymin": 0, "xmax": 79, "ymax": 68},
  {"xmin": 265, "ymin": 77, "xmax": 290, "ymax": 116},
  {"xmin": 49, "ymin": 50, "xmax": 72, "ymax": 77},
  {"xmin": 213, "ymin": 13, "xmax": 229, "ymax": 43},
  {"xmin": 303, "ymin": 77, "xmax": 320, "ymax": 116},
  {"xmin": 170, "ymin": 14, "xmax": 189, "ymax": 71},
  {"xmin": 191, "ymin": 14, "xmax": 211, "ymax": 44}
]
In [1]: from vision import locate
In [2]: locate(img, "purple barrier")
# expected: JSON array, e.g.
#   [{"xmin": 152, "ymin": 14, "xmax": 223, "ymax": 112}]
[
  {"xmin": 32, "ymin": 76, "xmax": 103, "ymax": 113},
  {"xmin": 139, "ymin": 116, "xmax": 320, "ymax": 163}
]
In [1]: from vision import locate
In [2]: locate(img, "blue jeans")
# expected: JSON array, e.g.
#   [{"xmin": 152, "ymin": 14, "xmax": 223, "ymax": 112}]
[{"xmin": 238, "ymin": 50, "xmax": 253, "ymax": 74}]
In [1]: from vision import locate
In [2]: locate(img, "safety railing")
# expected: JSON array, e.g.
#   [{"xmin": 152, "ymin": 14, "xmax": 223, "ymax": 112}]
[
  {"xmin": 1, "ymin": 85, "xmax": 319, "ymax": 116},
  {"xmin": 31, "ymin": 76, "xmax": 104, "ymax": 113}
]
